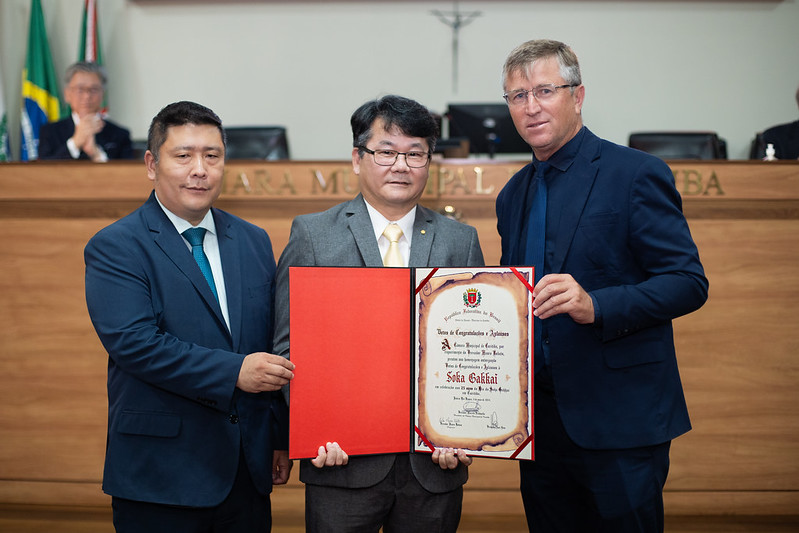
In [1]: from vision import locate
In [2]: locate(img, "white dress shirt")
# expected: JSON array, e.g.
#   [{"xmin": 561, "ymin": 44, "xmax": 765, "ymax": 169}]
[
  {"xmin": 155, "ymin": 194, "xmax": 230, "ymax": 330},
  {"xmin": 363, "ymin": 199, "xmax": 416, "ymax": 268},
  {"xmin": 66, "ymin": 112, "xmax": 108, "ymax": 161}
]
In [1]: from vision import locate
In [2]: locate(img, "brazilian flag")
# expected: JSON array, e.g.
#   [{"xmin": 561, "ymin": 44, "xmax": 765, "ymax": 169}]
[
  {"xmin": 1, "ymin": 65, "xmax": 9, "ymax": 161},
  {"xmin": 20, "ymin": 0, "xmax": 64, "ymax": 161}
]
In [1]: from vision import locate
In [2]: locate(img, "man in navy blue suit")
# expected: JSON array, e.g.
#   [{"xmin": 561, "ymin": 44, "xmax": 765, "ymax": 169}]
[
  {"xmin": 39, "ymin": 61, "xmax": 133, "ymax": 161},
  {"xmin": 496, "ymin": 40, "xmax": 708, "ymax": 532},
  {"xmin": 85, "ymin": 101, "xmax": 295, "ymax": 532}
]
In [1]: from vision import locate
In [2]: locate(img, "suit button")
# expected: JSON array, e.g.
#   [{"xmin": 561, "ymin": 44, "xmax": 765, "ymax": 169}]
[{"xmin": 229, "ymin": 414, "xmax": 239, "ymax": 424}]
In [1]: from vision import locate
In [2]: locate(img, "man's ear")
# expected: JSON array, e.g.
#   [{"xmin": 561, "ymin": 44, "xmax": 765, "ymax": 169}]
[
  {"xmin": 351, "ymin": 147, "xmax": 361, "ymax": 175},
  {"xmin": 144, "ymin": 150, "xmax": 157, "ymax": 182}
]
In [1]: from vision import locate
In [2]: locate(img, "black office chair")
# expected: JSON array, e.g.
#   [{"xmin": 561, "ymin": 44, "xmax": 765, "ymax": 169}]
[
  {"xmin": 749, "ymin": 132, "xmax": 766, "ymax": 160},
  {"xmin": 224, "ymin": 126, "xmax": 290, "ymax": 160},
  {"xmin": 131, "ymin": 139, "xmax": 148, "ymax": 160},
  {"xmin": 628, "ymin": 131, "xmax": 727, "ymax": 160}
]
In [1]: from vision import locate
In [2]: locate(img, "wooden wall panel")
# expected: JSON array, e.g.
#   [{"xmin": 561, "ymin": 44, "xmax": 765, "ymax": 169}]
[
  {"xmin": 668, "ymin": 219, "xmax": 799, "ymax": 492},
  {"xmin": 1, "ymin": 160, "xmax": 798, "ymax": 517}
]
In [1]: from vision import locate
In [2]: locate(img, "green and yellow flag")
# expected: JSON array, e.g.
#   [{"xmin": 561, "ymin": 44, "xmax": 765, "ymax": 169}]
[
  {"xmin": 20, "ymin": 0, "xmax": 64, "ymax": 161},
  {"xmin": 1, "ymin": 64, "xmax": 9, "ymax": 162}
]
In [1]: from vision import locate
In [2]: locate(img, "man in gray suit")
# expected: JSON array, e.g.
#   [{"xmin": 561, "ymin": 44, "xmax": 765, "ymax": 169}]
[{"xmin": 273, "ymin": 95, "xmax": 484, "ymax": 532}]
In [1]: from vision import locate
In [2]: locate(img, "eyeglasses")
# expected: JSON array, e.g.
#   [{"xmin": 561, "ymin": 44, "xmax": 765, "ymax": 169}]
[
  {"xmin": 503, "ymin": 84, "xmax": 578, "ymax": 106},
  {"xmin": 69, "ymin": 85, "xmax": 103, "ymax": 97},
  {"xmin": 358, "ymin": 146, "xmax": 431, "ymax": 168}
]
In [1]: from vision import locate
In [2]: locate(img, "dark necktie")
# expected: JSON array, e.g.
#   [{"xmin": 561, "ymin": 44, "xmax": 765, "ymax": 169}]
[
  {"xmin": 182, "ymin": 227, "xmax": 218, "ymax": 301},
  {"xmin": 524, "ymin": 162, "xmax": 548, "ymax": 372}
]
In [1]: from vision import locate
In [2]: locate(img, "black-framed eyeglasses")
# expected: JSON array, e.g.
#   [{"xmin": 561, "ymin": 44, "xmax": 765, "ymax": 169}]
[
  {"xmin": 358, "ymin": 146, "xmax": 431, "ymax": 168},
  {"xmin": 503, "ymin": 84, "xmax": 578, "ymax": 106}
]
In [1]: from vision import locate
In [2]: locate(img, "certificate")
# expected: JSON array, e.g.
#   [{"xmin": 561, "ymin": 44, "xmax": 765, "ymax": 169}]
[
  {"xmin": 288, "ymin": 266, "xmax": 534, "ymax": 461},
  {"xmin": 414, "ymin": 268, "xmax": 533, "ymax": 460}
]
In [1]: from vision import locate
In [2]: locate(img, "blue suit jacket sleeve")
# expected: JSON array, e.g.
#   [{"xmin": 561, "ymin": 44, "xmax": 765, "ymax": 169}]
[{"xmin": 589, "ymin": 153, "xmax": 708, "ymax": 342}]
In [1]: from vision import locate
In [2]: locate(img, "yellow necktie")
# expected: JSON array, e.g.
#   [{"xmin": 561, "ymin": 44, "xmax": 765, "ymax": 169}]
[{"xmin": 382, "ymin": 223, "xmax": 404, "ymax": 267}]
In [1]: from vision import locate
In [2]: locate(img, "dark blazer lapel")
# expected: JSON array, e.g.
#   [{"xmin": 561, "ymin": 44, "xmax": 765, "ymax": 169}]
[
  {"xmin": 214, "ymin": 209, "xmax": 240, "ymax": 347},
  {"xmin": 409, "ymin": 205, "xmax": 434, "ymax": 267},
  {"xmin": 143, "ymin": 195, "xmax": 228, "ymax": 331},
  {"xmin": 60, "ymin": 119, "xmax": 76, "ymax": 139},
  {"xmin": 97, "ymin": 126, "xmax": 120, "ymax": 155},
  {"xmin": 346, "ymin": 195, "xmax": 383, "ymax": 268},
  {"xmin": 507, "ymin": 164, "xmax": 534, "ymax": 265},
  {"xmin": 549, "ymin": 132, "xmax": 601, "ymax": 274}
]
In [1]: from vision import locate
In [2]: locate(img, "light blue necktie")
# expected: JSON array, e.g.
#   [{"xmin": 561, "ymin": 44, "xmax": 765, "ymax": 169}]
[
  {"xmin": 183, "ymin": 227, "xmax": 218, "ymax": 301},
  {"xmin": 524, "ymin": 162, "xmax": 548, "ymax": 372}
]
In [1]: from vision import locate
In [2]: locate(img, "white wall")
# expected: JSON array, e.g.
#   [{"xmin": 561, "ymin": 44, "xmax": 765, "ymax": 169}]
[{"xmin": 2, "ymin": 0, "xmax": 798, "ymax": 160}]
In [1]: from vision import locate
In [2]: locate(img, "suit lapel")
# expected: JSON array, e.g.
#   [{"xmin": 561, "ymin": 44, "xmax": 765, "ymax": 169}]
[
  {"xmin": 508, "ymin": 164, "xmax": 535, "ymax": 265},
  {"xmin": 409, "ymin": 205, "xmax": 434, "ymax": 267},
  {"xmin": 143, "ymin": 195, "xmax": 229, "ymax": 334},
  {"xmin": 549, "ymin": 132, "xmax": 601, "ymax": 274},
  {"xmin": 96, "ymin": 123, "xmax": 120, "ymax": 155},
  {"xmin": 61, "ymin": 119, "xmax": 76, "ymax": 139},
  {"xmin": 346, "ymin": 195, "xmax": 383, "ymax": 267},
  {"xmin": 214, "ymin": 210, "xmax": 240, "ymax": 348}
]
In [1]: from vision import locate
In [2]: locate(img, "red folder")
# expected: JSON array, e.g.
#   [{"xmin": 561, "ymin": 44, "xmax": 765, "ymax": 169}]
[{"xmin": 288, "ymin": 267, "xmax": 412, "ymax": 458}]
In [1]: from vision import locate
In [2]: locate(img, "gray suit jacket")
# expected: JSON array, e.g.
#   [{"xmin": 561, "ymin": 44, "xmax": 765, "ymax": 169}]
[{"xmin": 274, "ymin": 194, "xmax": 484, "ymax": 493}]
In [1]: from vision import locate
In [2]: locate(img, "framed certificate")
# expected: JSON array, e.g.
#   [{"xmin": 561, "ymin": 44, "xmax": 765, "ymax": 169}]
[
  {"xmin": 414, "ymin": 267, "xmax": 533, "ymax": 460},
  {"xmin": 288, "ymin": 266, "xmax": 533, "ymax": 461}
]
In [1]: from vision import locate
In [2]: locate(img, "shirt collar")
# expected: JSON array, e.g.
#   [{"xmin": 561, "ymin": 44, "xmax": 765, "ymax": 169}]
[
  {"xmin": 154, "ymin": 192, "xmax": 217, "ymax": 236},
  {"xmin": 534, "ymin": 126, "xmax": 587, "ymax": 174},
  {"xmin": 363, "ymin": 199, "xmax": 416, "ymax": 245}
]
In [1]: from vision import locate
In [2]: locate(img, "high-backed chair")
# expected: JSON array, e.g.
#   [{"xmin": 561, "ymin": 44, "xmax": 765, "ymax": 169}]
[
  {"xmin": 224, "ymin": 126, "xmax": 290, "ymax": 160},
  {"xmin": 131, "ymin": 139, "xmax": 148, "ymax": 161},
  {"xmin": 628, "ymin": 131, "xmax": 726, "ymax": 160},
  {"xmin": 749, "ymin": 132, "xmax": 767, "ymax": 160}
]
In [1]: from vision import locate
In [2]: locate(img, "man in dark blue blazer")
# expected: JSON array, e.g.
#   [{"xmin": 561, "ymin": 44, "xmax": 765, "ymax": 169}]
[
  {"xmin": 85, "ymin": 101, "xmax": 295, "ymax": 532},
  {"xmin": 39, "ymin": 61, "xmax": 133, "ymax": 161},
  {"xmin": 496, "ymin": 40, "xmax": 708, "ymax": 532}
]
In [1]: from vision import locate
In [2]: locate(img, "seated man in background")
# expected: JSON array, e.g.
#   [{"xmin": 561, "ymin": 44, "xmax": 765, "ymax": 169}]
[
  {"xmin": 755, "ymin": 85, "xmax": 799, "ymax": 160},
  {"xmin": 38, "ymin": 61, "xmax": 133, "ymax": 161}
]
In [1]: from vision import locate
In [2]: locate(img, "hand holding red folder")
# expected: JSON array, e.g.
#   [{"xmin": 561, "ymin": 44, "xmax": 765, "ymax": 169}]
[
  {"xmin": 310, "ymin": 442, "xmax": 472, "ymax": 470},
  {"xmin": 311, "ymin": 442, "xmax": 349, "ymax": 468},
  {"xmin": 236, "ymin": 351, "xmax": 295, "ymax": 393}
]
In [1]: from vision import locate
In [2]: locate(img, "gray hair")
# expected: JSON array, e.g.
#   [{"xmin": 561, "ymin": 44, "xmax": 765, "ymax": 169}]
[
  {"xmin": 502, "ymin": 39, "xmax": 581, "ymax": 92},
  {"xmin": 65, "ymin": 61, "xmax": 107, "ymax": 89}
]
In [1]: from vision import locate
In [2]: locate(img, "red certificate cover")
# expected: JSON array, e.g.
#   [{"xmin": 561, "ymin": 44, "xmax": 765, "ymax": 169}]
[{"xmin": 288, "ymin": 267, "xmax": 412, "ymax": 459}]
